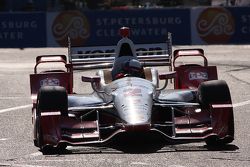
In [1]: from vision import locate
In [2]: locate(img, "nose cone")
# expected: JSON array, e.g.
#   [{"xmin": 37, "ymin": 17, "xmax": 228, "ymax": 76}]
[
  {"xmin": 120, "ymin": 100, "xmax": 152, "ymax": 124},
  {"xmin": 114, "ymin": 87, "xmax": 153, "ymax": 125}
]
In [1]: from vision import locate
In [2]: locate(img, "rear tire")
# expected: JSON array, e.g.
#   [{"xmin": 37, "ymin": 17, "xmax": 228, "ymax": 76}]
[{"xmin": 198, "ymin": 80, "xmax": 232, "ymax": 106}]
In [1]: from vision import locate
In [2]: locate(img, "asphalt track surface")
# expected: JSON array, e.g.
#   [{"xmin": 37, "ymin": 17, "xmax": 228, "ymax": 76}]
[{"xmin": 0, "ymin": 45, "xmax": 250, "ymax": 167}]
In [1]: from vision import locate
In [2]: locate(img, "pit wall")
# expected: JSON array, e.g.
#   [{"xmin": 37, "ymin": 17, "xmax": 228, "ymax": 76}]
[{"xmin": 0, "ymin": 7, "xmax": 250, "ymax": 48}]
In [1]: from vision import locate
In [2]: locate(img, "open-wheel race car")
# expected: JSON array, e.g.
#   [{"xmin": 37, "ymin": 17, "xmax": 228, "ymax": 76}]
[{"xmin": 30, "ymin": 27, "xmax": 234, "ymax": 154}]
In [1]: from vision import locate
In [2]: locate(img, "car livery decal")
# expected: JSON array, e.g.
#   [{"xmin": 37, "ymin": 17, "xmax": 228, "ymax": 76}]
[
  {"xmin": 189, "ymin": 71, "xmax": 208, "ymax": 80},
  {"xmin": 123, "ymin": 88, "xmax": 142, "ymax": 97},
  {"xmin": 40, "ymin": 78, "xmax": 60, "ymax": 87}
]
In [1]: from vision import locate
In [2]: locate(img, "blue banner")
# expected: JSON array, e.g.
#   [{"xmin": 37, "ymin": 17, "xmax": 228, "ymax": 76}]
[
  {"xmin": 1, "ymin": 7, "xmax": 250, "ymax": 48},
  {"xmin": 227, "ymin": 7, "xmax": 250, "ymax": 44},
  {"xmin": 84, "ymin": 9, "xmax": 191, "ymax": 45},
  {"xmin": 0, "ymin": 12, "xmax": 46, "ymax": 48},
  {"xmin": 48, "ymin": 9, "xmax": 191, "ymax": 47},
  {"xmin": 191, "ymin": 7, "xmax": 250, "ymax": 45}
]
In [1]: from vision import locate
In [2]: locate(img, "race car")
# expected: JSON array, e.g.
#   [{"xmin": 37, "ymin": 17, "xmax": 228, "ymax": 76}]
[{"xmin": 30, "ymin": 27, "xmax": 234, "ymax": 154}]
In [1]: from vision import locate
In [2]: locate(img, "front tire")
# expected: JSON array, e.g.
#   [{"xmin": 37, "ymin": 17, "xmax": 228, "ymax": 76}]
[
  {"xmin": 34, "ymin": 109, "xmax": 43, "ymax": 148},
  {"xmin": 41, "ymin": 144, "xmax": 67, "ymax": 155},
  {"xmin": 37, "ymin": 86, "xmax": 68, "ymax": 116},
  {"xmin": 197, "ymin": 80, "xmax": 234, "ymax": 146},
  {"xmin": 36, "ymin": 86, "xmax": 68, "ymax": 153}
]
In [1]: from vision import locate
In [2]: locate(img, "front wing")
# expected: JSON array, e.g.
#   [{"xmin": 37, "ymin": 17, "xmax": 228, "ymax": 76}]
[{"xmin": 36, "ymin": 100, "xmax": 234, "ymax": 149}]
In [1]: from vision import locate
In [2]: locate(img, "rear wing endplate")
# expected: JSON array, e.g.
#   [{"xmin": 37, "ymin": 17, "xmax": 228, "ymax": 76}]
[{"xmin": 173, "ymin": 49, "xmax": 208, "ymax": 68}]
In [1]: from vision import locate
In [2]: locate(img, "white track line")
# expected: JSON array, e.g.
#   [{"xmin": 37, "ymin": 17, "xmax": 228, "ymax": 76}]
[
  {"xmin": 0, "ymin": 104, "xmax": 32, "ymax": 114},
  {"xmin": 14, "ymin": 165, "xmax": 51, "ymax": 167},
  {"xmin": 0, "ymin": 100, "xmax": 249, "ymax": 115},
  {"xmin": 233, "ymin": 100, "xmax": 250, "ymax": 108}
]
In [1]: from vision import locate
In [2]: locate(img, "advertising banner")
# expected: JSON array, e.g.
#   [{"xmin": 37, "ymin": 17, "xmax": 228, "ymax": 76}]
[
  {"xmin": 228, "ymin": 7, "xmax": 250, "ymax": 44},
  {"xmin": 0, "ymin": 12, "xmax": 46, "ymax": 48},
  {"xmin": 47, "ymin": 9, "xmax": 191, "ymax": 47},
  {"xmin": 191, "ymin": 7, "xmax": 250, "ymax": 44},
  {"xmin": 1, "ymin": 7, "xmax": 249, "ymax": 48}
]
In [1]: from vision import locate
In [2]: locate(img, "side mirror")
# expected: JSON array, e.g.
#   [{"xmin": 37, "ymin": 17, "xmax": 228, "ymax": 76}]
[
  {"xmin": 157, "ymin": 72, "xmax": 176, "ymax": 91},
  {"xmin": 159, "ymin": 72, "xmax": 176, "ymax": 80},
  {"xmin": 82, "ymin": 76, "xmax": 101, "ymax": 83}
]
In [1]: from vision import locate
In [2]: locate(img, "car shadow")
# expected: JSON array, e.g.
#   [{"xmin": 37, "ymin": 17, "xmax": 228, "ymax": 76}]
[
  {"xmin": 42, "ymin": 133, "xmax": 239, "ymax": 155},
  {"xmin": 106, "ymin": 141, "xmax": 239, "ymax": 154},
  {"xmin": 50, "ymin": 142, "xmax": 239, "ymax": 155}
]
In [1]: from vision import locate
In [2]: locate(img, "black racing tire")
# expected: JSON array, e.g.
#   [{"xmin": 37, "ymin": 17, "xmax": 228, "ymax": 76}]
[
  {"xmin": 198, "ymin": 80, "xmax": 234, "ymax": 146},
  {"xmin": 37, "ymin": 116, "xmax": 43, "ymax": 147},
  {"xmin": 34, "ymin": 110, "xmax": 43, "ymax": 148},
  {"xmin": 36, "ymin": 115, "xmax": 67, "ymax": 155},
  {"xmin": 37, "ymin": 86, "xmax": 68, "ymax": 116},
  {"xmin": 41, "ymin": 144, "xmax": 67, "ymax": 155},
  {"xmin": 33, "ymin": 108, "xmax": 39, "ymax": 147},
  {"xmin": 197, "ymin": 80, "xmax": 232, "ymax": 107},
  {"xmin": 36, "ymin": 86, "xmax": 68, "ymax": 154},
  {"xmin": 33, "ymin": 116, "xmax": 40, "ymax": 147},
  {"xmin": 205, "ymin": 135, "xmax": 234, "ymax": 147}
]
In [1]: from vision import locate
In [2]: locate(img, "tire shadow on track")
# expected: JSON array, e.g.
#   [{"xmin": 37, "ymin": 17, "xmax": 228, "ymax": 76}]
[
  {"xmin": 40, "ymin": 140, "xmax": 239, "ymax": 155},
  {"xmin": 38, "ymin": 130, "xmax": 239, "ymax": 155}
]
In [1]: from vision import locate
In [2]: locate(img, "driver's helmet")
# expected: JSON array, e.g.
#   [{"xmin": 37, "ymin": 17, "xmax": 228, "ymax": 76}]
[{"xmin": 121, "ymin": 59, "xmax": 145, "ymax": 78}]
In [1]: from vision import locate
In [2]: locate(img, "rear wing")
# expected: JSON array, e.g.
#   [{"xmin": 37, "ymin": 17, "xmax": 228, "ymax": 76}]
[
  {"xmin": 173, "ymin": 49, "xmax": 208, "ymax": 68},
  {"xmin": 34, "ymin": 55, "xmax": 68, "ymax": 73},
  {"xmin": 68, "ymin": 33, "xmax": 172, "ymax": 71}
]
